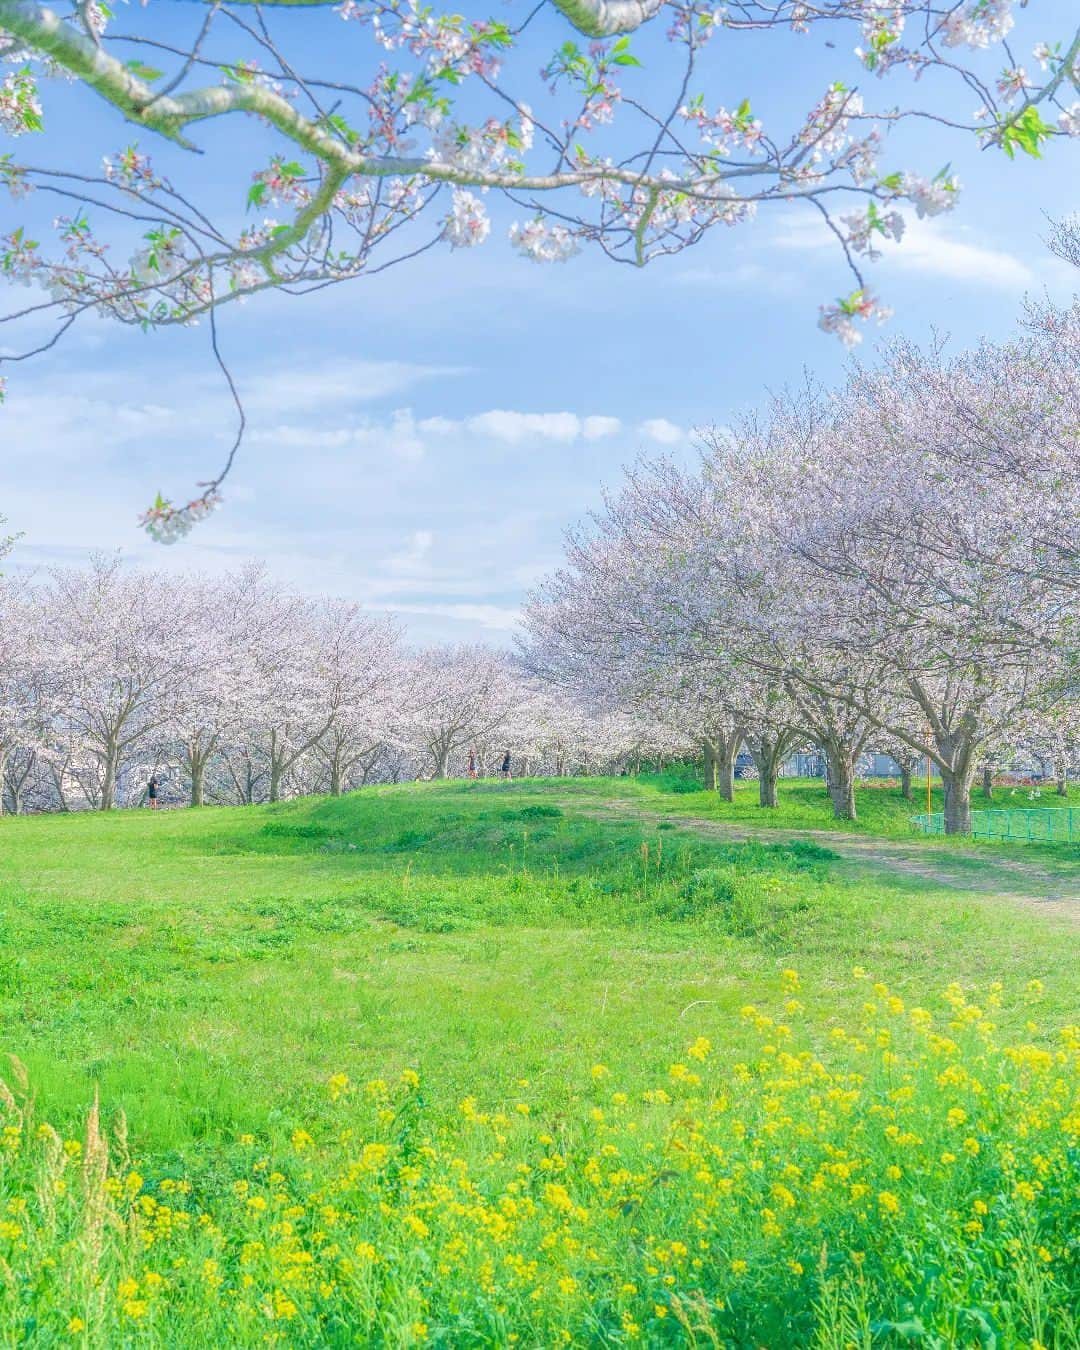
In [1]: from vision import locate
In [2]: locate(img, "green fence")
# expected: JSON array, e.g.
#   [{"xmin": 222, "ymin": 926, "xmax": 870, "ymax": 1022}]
[{"xmin": 910, "ymin": 807, "xmax": 1078, "ymax": 843}]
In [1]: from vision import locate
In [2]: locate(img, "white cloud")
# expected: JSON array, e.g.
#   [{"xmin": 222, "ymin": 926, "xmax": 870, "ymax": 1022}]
[
  {"xmin": 364, "ymin": 600, "xmax": 521, "ymax": 631},
  {"xmin": 884, "ymin": 223, "xmax": 1035, "ymax": 289},
  {"xmin": 639, "ymin": 417, "xmax": 683, "ymax": 445},
  {"xmin": 385, "ymin": 529, "xmax": 435, "ymax": 575},
  {"xmin": 464, "ymin": 410, "xmax": 585, "ymax": 443},
  {"xmin": 583, "ymin": 415, "xmax": 622, "ymax": 440},
  {"xmin": 415, "ymin": 409, "xmax": 623, "ymax": 444},
  {"xmin": 250, "ymin": 408, "xmax": 425, "ymax": 461},
  {"xmin": 773, "ymin": 213, "xmax": 1036, "ymax": 291}
]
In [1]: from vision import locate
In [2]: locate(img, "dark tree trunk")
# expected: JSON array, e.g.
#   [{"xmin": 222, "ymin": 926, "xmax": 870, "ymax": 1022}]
[
  {"xmin": 900, "ymin": 766, "xmax": 913, "ymax": 802},
  {"xmin": 981, "ymin": 765, "xmax": 993, "ymax": 800},
  {"xmin": 1056, "ymin": 768, "xmax": 1068, "ymax": 797}
]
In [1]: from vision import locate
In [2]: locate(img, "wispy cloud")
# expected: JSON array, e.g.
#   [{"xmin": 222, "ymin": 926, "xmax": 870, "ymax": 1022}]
[
  {"xmin": 363, "ymin": 599, "xmax": 522, "ymax": 631},
  {"xmin": 239, "ymin": 359, "xmax": 465, "ymax": 415},
  {"xmin": 774, "ymin": 214, "xmax": 1036, "ymax": 291}
]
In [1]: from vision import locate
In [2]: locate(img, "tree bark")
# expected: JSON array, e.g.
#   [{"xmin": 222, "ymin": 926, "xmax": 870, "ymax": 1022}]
[
  {"xmin": 100, "ymin": 741, "xmax": 119, "ymax": 811},
  {"xmin": 702, "ymin": 738, "xmax": 718, "ymax": 791},
  {"xmin": 900, "ymin": 765, "xmax": 913, "ymax": 801},
  {"xmin": 823, "ymin": 739, "xmax": 858, "ymax": 820},
  {"xmin": 981, "ymin": 765, "xmax": 993, "ymax": 800},
  {"xmin": 749, "ymin": 735, "xmax": 786, "ymax": 809},
  {"xmin": 1056, "ymin": 767, "xmax": 1068, "ymax": 797},
  {"xmin": 717, "ymin": 753, "xmax": 735, "ymax": 803},
  {"xmin": 190, "ymin": 760, "xmax": 206, "ymax": 807},
  {"xmin": 940, "ymin": 760, "xmax": 976, "ymax": 835},
  {"xmin": 0, "ymin": 747, "xmax": 7, "ymax": 817}
]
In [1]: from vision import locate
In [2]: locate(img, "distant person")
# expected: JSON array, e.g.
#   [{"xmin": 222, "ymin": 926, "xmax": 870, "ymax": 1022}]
[
  {"xmin": 500, "ymin": 751, "xmax": 511, "ymax": 780},
  {"xmin": 147, "ymin": 775, "xmax": 159, "ymax": 809},
  {"xmin": 467, "ymin": 750, "xmax": 478, "ymax": 780}
]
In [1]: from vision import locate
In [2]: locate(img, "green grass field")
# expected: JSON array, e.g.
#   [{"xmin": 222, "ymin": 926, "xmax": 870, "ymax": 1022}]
[{"xmin": 1, "ymin": 777, "xmax": 1078, "ymax": 1346}]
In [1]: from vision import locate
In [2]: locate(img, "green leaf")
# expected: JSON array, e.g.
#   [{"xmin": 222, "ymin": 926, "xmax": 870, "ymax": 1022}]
[
  {"xmin": 124, "ymin": 60, "xmax": 165, "ymax": 82},
  {"xmin": 247, "ymin": 182, "xmax": 268, "ymax": 210},
  {"xmin": 999, "ymin": 105, "xmax": 1054, "ymax": 160},
  {"xmin": 610, "ymin": 36, "xmax": 641, "ymax": 66}
]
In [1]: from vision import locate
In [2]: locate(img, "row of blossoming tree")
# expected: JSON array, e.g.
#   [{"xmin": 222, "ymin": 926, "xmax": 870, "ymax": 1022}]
[
  {"xmin": 0, "ymin": 556, "xmax": 690, "ymax": 813},
  {"xmin": 1, "ymin": 0, "xmax": 1078, "ymax": 536},
  {"xmin": 521, "ymin": 293, "xmax": 1080, "ymax": 833}
]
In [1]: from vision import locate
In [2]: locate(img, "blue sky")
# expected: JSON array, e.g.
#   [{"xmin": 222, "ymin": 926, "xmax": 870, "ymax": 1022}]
[{"xmin": 2, "ymin": 0, "xmax": 1077, "ymax": 642}]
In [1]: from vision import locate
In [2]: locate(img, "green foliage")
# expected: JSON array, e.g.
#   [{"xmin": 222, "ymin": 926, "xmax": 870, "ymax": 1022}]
[{"xmin": 999, "ymin": 105, "xmax": 1056, "ymax": 159}]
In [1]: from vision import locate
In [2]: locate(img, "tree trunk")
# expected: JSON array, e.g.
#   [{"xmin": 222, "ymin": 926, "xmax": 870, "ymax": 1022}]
[
  {"xmin": 702, "ymin": 738, "xmax": 718, "ymax": 791},
  {"xmin": 0, "ymin": 747, "xmax": 7, "ymax": 817},
  {"xmin": 434, "ymin": 746, "xmax": 450, "ymax": 779},
  {"xmin": 330, "ymin": 752, "xmax": 344, "ymax": 797},
  {"xmin": 100, "ymin": 742, "xmax": 119, "ymax": 811},
  {"xmin": 268, "ymin": 761, "xmax": 283, "ymax": 802},
  {"xmin": 190, "ymin": 759, "xmax": 206, "ymax": 807},
  {"xmin": 1056, "ymin": 768, "xmax": 1068, "ymax": 797},
  {"xmin": 981, "ymin": 765, "xmax": 993, "ymax": 801},
  {"xmin": 900, "ymin": 766, "xmax": 913, "ymax": 801},
  {"xmin": 717, "ymin": 754, "xmax": 735, "ymax": 803},
  {"xmin": 824, "ymin": 741, "xmax": 858, "ymax": 821},
  {"xmin": 941, "ymin": 766, "xmax": 975, "ymax": 835},
  {"xmin": 749, "ymin": 734, "xmax": 788, "ymax": 810}
]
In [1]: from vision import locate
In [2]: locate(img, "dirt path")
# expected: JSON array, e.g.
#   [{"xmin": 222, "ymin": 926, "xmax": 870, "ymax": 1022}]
[{"xmin": 566, "ymin": 797, "xmax": 1080, "ymax": 926}]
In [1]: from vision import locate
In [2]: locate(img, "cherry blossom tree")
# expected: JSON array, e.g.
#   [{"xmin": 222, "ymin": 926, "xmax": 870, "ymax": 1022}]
[
  {"xmin": 0, "ymin": 575, "xmax": 35, "ymax": 813},
  {"xmin": 403, "ymin": 644, "xmax": 514, "ymax": 778},
  {"xmin": 1, "ymin": 0, "xmax": 1077, "ymax": 535},
  {"xmin": 524, "ymin": 300, "xmax": 1078, "ymax": 831},
  {"xmin": 169, "ymin": 573, "xmax": 256, "ymax": 806},
  {"xmin": 692, "ymin": 335, "xmax": 1078, "ymax": 832},
  {"xmin": 308, "ymin": 598, "xmax": 402, "ymax": 795},
  {"xmin": 40, "ymin": 557, "xmax": 199, "ymax": 809}
]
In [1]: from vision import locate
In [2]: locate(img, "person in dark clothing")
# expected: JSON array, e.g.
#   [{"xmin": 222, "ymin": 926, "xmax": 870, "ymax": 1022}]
[
  {"xmin": 147, "ymin": 775, "xmax": 159, "ymax": 808},
  {"xmin": 467, "ymin": 750, "xmax": 478, "ymax": 780},
  {"xmin": 500, "ymin": 751, "xmax": 511, "ymax": 780}
]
